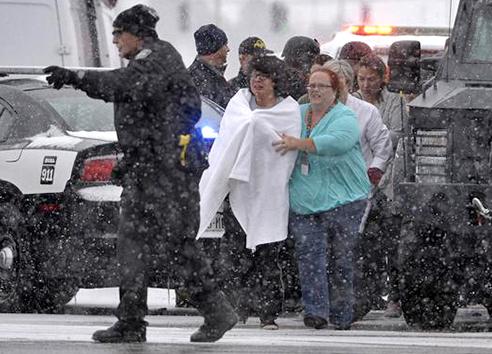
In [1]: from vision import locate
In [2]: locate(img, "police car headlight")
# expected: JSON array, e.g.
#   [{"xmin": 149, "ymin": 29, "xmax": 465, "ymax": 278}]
[{"xmin": 201, "ymin": 126, "xmax": 218, "ymax": 139}]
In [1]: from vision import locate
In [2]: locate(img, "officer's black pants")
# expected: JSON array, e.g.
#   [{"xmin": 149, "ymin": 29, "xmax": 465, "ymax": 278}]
[{"xmin": 115, "ymin": 181, "xmax": 217, "ymax": 323}]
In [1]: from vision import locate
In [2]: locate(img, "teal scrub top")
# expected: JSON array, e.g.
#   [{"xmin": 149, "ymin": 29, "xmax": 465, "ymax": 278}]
[{"xmin": 289, "ymin": 103, "xmax": 371, "ymax": 215}]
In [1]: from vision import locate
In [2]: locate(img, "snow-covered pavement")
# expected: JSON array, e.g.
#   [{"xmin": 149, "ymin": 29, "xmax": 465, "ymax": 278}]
[
  {"xmin": 0, "ymin": 288, "xmax": 489, "ymax": 353},
  {"xmin": 0, "ymin": 313, "xmax": 491, "ymax": 354}
]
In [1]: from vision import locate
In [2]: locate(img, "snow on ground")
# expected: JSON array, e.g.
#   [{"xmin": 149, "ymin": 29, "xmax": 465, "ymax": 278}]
[{"xmin": 67, "ymin": 287, "xmax": 176, "ymax": 309}]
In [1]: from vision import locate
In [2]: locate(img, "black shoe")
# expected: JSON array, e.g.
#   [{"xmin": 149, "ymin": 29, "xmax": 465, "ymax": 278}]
[
  {"xmin": 237, "ymin": 309, "xmax": 249, "ymax": 324},
  {"xmin": 260, "ymin": 318, "xmax": 279, "ymax": 330},
  {"xmin": 190, "ymin": 313, "xmax": 238, "ymax": 342},
  {"xmin": 175, "ymin": 287, "xmax": 192, "ymax": 308},
  {"xmin": 92, "ymin": 320, "xmax": 147, "ymax": 343},
  {"xmin": 304, "ymin": 315, "xmax": 328, "ymax": 329},
  {"xmin": 190, "ymin": 291, "xmax": 238, "ymax": 342}
]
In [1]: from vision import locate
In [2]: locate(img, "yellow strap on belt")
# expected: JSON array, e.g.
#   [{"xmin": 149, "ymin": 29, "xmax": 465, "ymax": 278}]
[{"xmin": 178, "ymin": 134, "xmax": 191, "ymax": 167}]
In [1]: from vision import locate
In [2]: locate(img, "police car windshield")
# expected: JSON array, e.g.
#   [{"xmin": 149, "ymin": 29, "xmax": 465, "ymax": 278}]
[
  {"xmin": 27, "ymin": 88, "xmax": 115, "ymax": 132},
  {"xmin": 465, "ymin": 4, "xmax": 492, "ymax": 62}
]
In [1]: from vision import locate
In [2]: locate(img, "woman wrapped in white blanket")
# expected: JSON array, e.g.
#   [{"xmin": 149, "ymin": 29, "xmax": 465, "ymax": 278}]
[{"xmin": 197, "ymin": 55, "xmax": 301, "ymax": 329}]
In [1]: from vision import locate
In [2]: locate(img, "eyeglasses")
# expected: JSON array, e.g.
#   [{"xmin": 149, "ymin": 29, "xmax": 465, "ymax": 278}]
[{"xmin": 306, "ymin": 84, "xmax": 332, "ymax": 91}]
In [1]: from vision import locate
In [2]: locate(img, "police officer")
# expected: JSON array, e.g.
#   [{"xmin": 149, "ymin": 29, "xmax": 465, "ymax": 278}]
[
  {"xmin": 188, "ymin": 24, "xmax": 235, "ymax": 109},
  {"xmin": 43, "ymin": 4, "xmax": 237, "ymax": 343},
  {"xmin": 229, "ymin": 36, "xmax": 273, "ymax": 92}
]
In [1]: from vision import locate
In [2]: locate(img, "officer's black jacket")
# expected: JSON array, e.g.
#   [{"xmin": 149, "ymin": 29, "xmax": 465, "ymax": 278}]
[
  {"xmin": 76, "ymin": 37, "xmax": 201, "ymax": 182},
  {"xmin": 228, "ymin": 70, "xmax": 249, "ymax": 93},
  {"xmin": 285, "ymin": 66, "xmax": 308, "ymax": 101},
  {"xmin": 188, "ymin": 57, "xmax": 235, "ymax": 109}
]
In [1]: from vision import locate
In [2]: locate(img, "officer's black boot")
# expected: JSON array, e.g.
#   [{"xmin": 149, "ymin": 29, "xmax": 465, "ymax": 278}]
[
  {"xmin": 190, "ymin": 291, "xmax": 238, "ymax": 342},
  {"xmin": 92, "ymin": 320, "xmax": 147, "ymax": 343}
]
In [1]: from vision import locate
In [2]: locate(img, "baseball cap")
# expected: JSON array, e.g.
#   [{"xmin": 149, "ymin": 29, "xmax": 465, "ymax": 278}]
[{"xmin": 239, "ymin": 37, "xmax": 273, "ymax": 55}]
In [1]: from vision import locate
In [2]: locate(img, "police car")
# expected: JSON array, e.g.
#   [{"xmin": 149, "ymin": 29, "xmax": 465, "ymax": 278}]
[
  {"xmin": 0, "ymin": 67, "xmax": 223, "ymax": 312},
  {"xmin": 321, "ymin": 24, "xmax": 449, "ymax": 60}
]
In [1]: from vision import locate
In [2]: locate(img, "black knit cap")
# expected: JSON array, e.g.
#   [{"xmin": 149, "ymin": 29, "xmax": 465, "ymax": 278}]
[
  {"xmin": 113, "ymin": 4, "xmax": 159, "ymax": 38},
  {"xmin": 339, "ymin": 41, "xmax": 372, "ymax": 61},
  {"xmin": 194, "ymin": 24, "xmax": 228, "ymax": 55},
  {"xmin": 239, "ymin": 37, "xmax": 273, "ymax": 55}
]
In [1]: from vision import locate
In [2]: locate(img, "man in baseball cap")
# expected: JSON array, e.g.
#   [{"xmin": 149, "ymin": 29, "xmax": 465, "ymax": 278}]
[{"xmin": 229, "ymin": 36, "xmax": 273, "ymax": 92}]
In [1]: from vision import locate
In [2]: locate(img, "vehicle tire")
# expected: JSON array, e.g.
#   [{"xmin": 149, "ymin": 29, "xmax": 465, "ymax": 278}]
[
  {"xmin": 398, "ymin": 220, "xmax": 459, "ymax": 329},
  {"xmin": 0, "ymin": 202, "xmax": 36, "ymax": 312},
  {"xmin": 0, "ymin": 202, "xmax": 78, "ymax": 313},
  {"xmin": 28, "ymin": 277, "xmax": 79, "ymax": 313}
]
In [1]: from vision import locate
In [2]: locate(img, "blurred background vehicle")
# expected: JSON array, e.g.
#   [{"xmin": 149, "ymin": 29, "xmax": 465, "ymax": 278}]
[
  {"xmin": 0, "ymin": 0, "xmax": 120, "ymax": 68},
  {"xmin": 320, "ymin": 24, "xmax": 449, "ymax": 61}
]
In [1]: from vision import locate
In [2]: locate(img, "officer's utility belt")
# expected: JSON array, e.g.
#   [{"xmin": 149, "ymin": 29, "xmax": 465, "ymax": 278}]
[
  {"xmin": 178, "ymin": 134, "xmax": 191, "ymax": 168},
  {"xmin": 177, "ymin": 132, "xmax": 209, "ymax": 174}
]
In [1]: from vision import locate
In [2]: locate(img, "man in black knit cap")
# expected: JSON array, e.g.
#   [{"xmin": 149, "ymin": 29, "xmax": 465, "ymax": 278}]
[
  {"xmin": 188, "ymin": 24, "xmax": 235, "ymax": 109},
  {"xmin": 43, "ymin": 4, "xmax": 237, "ymax": 343}
]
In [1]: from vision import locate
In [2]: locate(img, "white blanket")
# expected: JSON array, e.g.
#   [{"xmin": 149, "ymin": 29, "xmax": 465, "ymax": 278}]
[{"xmin": 196, "ymin": 89, "xmax": 301, "ymax": 249}]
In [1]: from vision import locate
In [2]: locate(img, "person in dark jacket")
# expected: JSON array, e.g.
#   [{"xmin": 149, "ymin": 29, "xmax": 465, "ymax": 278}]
[
  {"xmin": 188, "ymin": 24, "xmax": 235, "ymax": 109},
  {"xmin": 43, "ymin": 4, "xmax": 237, "ymax": 344},
  {"xmin": 281, "ymin": 36, "xmax": 321, "ymax": 100},
  {"xmin": 228, "ymin": 36, "xmax": 273, "ymax": 93}
]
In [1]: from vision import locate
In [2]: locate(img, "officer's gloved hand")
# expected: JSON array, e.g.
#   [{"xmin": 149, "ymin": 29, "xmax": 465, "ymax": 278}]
[
  {"xmin": 367, "ymin": 167, "xmax": 384, "ymax": 186},
  {"xmin": 43, "ymin": 66, "xmax": 79, "ymax": 90}
]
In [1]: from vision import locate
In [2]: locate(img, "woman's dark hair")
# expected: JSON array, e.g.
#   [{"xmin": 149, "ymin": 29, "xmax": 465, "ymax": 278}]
[
  {"xmin": 247, "ymin": 55, "xmax": 287, "ymax": 97},
  {"xmin": 358, "ymin": 54, "xmax": 386, "ymax": 80},
  {"xmin": 309, "ymin": 67, "xmax": 342, "ymax": 100}
]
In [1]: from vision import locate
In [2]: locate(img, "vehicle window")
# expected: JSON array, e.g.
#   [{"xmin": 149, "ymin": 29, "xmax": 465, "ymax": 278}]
[
  {"xmin": 0, "ymin": 105, "xmax": 14, "ymax": 141},
  {"xmin": 27, "ymin": 88, "xmax": 115, "ymax": 132},
  {"xmin": 464, "ymin": 5, "xmax": 492, "ymax": 62},
  {"xmin": 195, "ymin": 98, "xmax": 223, "ymax": 134}
]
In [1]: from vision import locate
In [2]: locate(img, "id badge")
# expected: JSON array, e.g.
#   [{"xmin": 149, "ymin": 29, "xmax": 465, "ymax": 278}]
[{"xmin": 301, "ymin": 162, "xmax": 309, "ymax": 176}]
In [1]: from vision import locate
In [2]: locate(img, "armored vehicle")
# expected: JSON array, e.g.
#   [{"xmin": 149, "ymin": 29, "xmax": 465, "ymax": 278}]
[{"xmin": 388, "ymin": 0, "xmax": 492, "ymax": 329}]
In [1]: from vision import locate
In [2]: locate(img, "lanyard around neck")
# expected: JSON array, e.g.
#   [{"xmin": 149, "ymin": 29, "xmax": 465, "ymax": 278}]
[{"xmin": 305, "ymin": 103, "xmax": 335, "ymax": 138}]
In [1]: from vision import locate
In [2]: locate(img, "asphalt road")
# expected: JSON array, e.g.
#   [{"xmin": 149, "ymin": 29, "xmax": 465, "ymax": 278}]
[{"xmin": 0, "ymin": 307, "xmax": 491, "ymax": 354}]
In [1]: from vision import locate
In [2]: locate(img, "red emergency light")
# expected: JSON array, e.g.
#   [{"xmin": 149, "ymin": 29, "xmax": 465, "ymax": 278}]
[{"xmin": 348, "ymin": 25, "xmax": 394, "ymax": 36}]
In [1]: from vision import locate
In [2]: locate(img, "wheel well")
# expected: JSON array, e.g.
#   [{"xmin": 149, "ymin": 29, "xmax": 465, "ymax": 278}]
[{"xmin": 0, "ymin": 181, "xmax": 23, "ymax": 204}]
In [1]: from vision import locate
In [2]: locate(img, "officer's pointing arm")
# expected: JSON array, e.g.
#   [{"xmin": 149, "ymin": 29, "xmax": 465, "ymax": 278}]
[{"xmin": 74, "ymin": 58, "xmax": 164, "ymax": 103}]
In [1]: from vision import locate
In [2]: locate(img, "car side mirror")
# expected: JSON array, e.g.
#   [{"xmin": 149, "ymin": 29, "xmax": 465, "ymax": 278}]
[{"xmin": 387, "ymin": 40, "xmax": 421, "ymax": 94}]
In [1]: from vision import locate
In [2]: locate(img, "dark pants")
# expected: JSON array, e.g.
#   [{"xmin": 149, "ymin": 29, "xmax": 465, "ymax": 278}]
[
  {"xmin": 115, "ymin": 178, "xmax": 218, "ymax": 323},
  {"xmin": 218, "ymin": 204, "xmax": 283, "ymax": 322},
  {"xmin": 277, "ymin": 232, "xmax": 302, "ymax": 311},
  {"xmin": 355, "ymin": 191, "xmax": 402, "ymax": 310}
]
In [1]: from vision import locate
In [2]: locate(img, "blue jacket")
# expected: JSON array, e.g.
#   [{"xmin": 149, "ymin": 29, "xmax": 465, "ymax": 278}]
[{"xmin": 289, "ymin": 102, "xmax": 371, "ymax": 214}]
